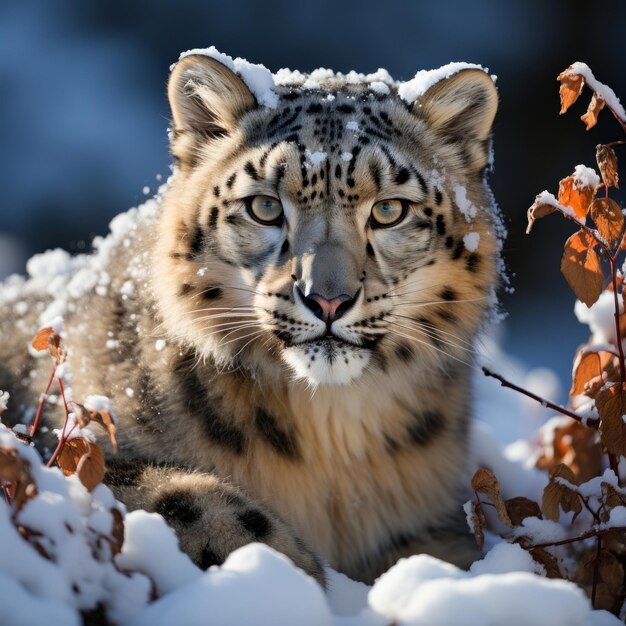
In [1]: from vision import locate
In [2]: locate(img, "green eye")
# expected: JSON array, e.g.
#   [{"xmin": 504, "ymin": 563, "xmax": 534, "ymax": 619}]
[
  {"xmin": 246, "ymin": 195, "xmax": 284, "ymax": 225},
  {"xmin": 370, "ymin": 199, "xmax": 407, "ymax": 228}
]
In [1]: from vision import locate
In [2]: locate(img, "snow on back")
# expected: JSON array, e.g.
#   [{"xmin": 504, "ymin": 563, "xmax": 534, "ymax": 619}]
[
  {"xmin": 397, "ymin": 61, "xmax": 492, "ymax": 104},
  {"xmin": 566, "ymin": 62, "xmax": 626, "ymax": 122}
]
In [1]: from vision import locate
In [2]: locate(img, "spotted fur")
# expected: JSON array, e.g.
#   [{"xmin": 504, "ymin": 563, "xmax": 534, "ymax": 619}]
[{"xmin": 0, "ymin": 54, "xmax": 500, "ymax": 585}]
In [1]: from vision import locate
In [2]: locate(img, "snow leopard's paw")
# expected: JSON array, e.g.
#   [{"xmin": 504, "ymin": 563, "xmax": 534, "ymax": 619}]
[{"xmin": 107, "ymin": 462, "xmax": 326, "ymax": 586}]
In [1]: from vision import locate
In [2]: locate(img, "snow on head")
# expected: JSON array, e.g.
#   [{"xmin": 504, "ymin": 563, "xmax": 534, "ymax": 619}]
[
  {"xmin": 397, "ymin": 62, "xmax": 493, "ymax": 104},
  {"xmin": 178, "ymin": 47, "xmax": 279, "ymax": 109}
]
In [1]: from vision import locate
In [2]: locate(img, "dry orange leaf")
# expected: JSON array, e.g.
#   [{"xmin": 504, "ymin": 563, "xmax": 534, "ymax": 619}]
[
  {"xmin": 57, "ymin": 438, "xmax": 105, "ymax": 491},
  {"xmin": 596, "ymin": 383, "xmax": 626, "ymax": 457},
  {"xmin": 73, "ymin": 404, "xmax": 117, "ymax": 452},
  {"xmin": 596, "ymin": 144, "xmax": 619, "ymax": 190},
  {"xmin": 561, "ymin": 230, "xmax": 603, "ymax": 307},
  {"xmin": 542, "ymin": 463, "xmax": 581, "ymax": 522},
  {"xmin": 590, "ymin": 198, "xmax": 624, "ymax": 248},
  {"xmin": 580, "ymin": 93, "xmax": 605, "ymax": 130},
  {"xmin": 526, "ymin": 196, "xmax": 556, "ymax": 234},
  {"xmin": 471, "ymin": 467, "xmax": 512, "ymax": 528},
  {"xmin": 557, "ymin": 69, "xmax": 584, "ymax": 114},
  {"xmin": 110, "ymin": 508, "xmax": 125, "ymax": 556},
  {"xmin": 558, "ymin": 175, "xmax": 595, "ymax": 220},
  {"xmin": 31, "ymin": 327, "xmax": 54, "ymax": 351},
  {"xmin": 570, "ymin": 349, "xmax": 615, "ymax": 397},
  {"xmin": 76, "ymin": 443, "xmax": 105, "ymax": 492}
]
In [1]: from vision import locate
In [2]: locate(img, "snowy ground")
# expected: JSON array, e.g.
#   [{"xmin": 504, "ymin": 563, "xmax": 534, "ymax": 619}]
[{"xmin": 0, "ymin": 348, "xmax": 621, "ymax": 626}]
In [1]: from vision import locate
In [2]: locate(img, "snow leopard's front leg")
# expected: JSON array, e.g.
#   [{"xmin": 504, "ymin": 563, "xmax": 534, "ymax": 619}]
[{"xmin": 105, "ymin": 460, "xmax": 326, "ymax": 586}]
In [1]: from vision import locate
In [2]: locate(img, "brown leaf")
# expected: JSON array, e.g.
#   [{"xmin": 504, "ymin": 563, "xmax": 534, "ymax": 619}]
[
  {"xmin": 75, "ymin": 442, "xmax": 105, "ymax": 492},
  {"xmin": 557, "ymin": 69, "xmax": 584, "ymax": 114},
  {"xmin": 590, "ymin": 198, "xmax": 624, "ymax": 248},
  {"xmin": 526, "ymin": 197, "xmax": 556, "ymax": 234},
  {"xmin": 0, "ymin": 446, "xmax": 24, "ymax": 483},
  {"xmin": 535, "ymin": 420, "xmax": 602, "ymax": 483},
  {"xmin": 505, "ymin": 497, "xmax": 542, "ymax": 526},
  {"xmin": 471, "ymin": 467, "xmax": 512, "ymax": 527},
  {"xmin": 542, "ymin": 463, "xmax": 581, "ymax": 522},
  {"xmin": 57, "ymin": 438, "xmax": 90, "ymax": 476},
  {"xmin": 558, "ymin": 175, "xmax": 595, "ymax": 221},
  {"xmin": 0, "ymin": 446, "xmax": 38, "ymax": 511},
  {"xmin": 529, "ymin": 548, "xmax": 562, "ymax": 579},
  {"xmin": 596, "ymin": 144, "xmax": 619, "ymax": 189},
  {"xmin": 580, "ymin": 93, "xmax": 605, "ymax": 130},
  {"xmin": 596, "ymin": 383, "xmax": 626, "ymax": 457},
  {"xmin": 91, "ymin": 409, "xmax": 117, "ymax": 453},
  {"xmin": 31, "ymin": 327, "xmax": 54, "ymax": 351},
  {"xmin": 110, "ymin": 508, "xmax": 125, "ymax": 556},
  {"xmin": 598, "ymin": 550, "xmax": 624, "ymax": 594},
  {"xmin": 467, "ymin": 501, "xmax": 485, "ymax": 550},
  {"xmin": 560, "ymin": 230, "xmax": 603, "ymax": 307},
  {"xmin": 571, "ymin": 351, "xmax": 603, "ymax": 396},
  {"xmin": 601, "ymin": 482, "xmax": 626, "ymax": 510}
]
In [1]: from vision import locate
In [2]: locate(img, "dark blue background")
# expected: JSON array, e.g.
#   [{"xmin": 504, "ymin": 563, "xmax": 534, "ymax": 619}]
[{"xmin": 1, "ymin": 0, "xmax": 625, "ymax": 392}]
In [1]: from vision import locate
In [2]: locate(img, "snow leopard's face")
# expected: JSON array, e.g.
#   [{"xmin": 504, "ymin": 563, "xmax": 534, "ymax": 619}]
[{"xmin": 155, "ymin": 54, "xmax": 499, "ymax": 387}]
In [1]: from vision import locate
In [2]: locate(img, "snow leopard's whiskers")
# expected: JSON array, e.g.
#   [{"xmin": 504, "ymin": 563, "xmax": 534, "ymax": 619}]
[{"xmin": 385, "ymin": 320, "xmax": 478, "ymax": 357}]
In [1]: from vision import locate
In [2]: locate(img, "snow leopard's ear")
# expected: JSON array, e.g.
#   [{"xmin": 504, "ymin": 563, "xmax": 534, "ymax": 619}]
[
  {"xmin": 415, "ymin": 69, "xmax": 498, "ymax": 174},
  {"xmin": 168, "ymin": 54, "xmax": 256, "ymax": 168}
]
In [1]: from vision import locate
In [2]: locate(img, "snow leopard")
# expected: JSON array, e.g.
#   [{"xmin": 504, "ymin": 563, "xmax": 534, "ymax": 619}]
[{"xmin": 0, "ymin": 51, "xmax": 500, "ymax": 585}]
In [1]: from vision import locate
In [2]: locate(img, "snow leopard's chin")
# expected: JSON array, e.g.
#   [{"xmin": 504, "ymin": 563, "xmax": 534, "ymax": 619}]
[{"xmin": 282, "ymin": 340, "xmax": 371, "ymax": 386}]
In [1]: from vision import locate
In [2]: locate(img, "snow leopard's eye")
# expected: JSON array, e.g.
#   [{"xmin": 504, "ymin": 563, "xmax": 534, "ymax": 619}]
[
  {"xmin": 246, "ymin": 195, "xmax": 284, "ymax": 226},
  {"xmin": 370, "ymin": 199, "xmax": 408, "ymax": 228}
]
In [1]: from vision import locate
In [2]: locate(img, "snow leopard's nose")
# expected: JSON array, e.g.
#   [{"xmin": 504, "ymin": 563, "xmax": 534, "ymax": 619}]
[{"xmin": 297, "ymin": 288, "xmax": 356, "ymax": 323}]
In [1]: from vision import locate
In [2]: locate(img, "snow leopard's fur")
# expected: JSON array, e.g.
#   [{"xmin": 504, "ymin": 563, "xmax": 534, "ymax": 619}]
[{"xmin": 0, "ymin": 54, "xmax": 499, "ymax": 585}]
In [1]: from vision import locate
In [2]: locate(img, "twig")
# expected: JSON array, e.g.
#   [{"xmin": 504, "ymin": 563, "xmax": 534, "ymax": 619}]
[
  {"xmin": 592, "ymin": 535, "xmax": 601, "ymax": 607},
  {"xmin": 530, "ymin": 525, "xmax": 626, "ymax": 549},
  {"xmin": 482, "ymin": 367, "xmax": 599, "ymax": 428},
  {"xmin": 29, "ymin": 366, "xmax": 56, "ymax": 437}
]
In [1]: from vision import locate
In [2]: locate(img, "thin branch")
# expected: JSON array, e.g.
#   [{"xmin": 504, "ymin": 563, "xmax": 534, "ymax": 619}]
[
  {"xmin": 529, "ymin": 525, "xmax": 626, "ymax": 549},
  {"xmin": 482, "ymin": 367, "xmax": 599, "ymax": 428},
  {"xmin": 29, "ymin": 366, "xmax": 56, "ymax": 437},
  {"xmin": 592, "ymin": 536, "xmax": 601, "ymax": 608}
]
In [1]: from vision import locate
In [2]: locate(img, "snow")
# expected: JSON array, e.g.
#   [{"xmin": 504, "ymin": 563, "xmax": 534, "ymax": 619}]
[
  {"xmin": 453, "ymin": 184, "xmax": 478, "ymax": 222},
  {"xmin": 340, "ymin": 152, "xmax": 353, "ymax": 161},
  {"xmin": 575, "ymin": 290, "xmax": 623, "ymax": 345},
  {"xmin": 346, "ymin": 120, "xmax": 360, "ymax": 131},
  {"xmin": 573, "ymin": 164, "xmax": 601, "ymax": 190},
  {"xmin": 397, "ymin": 61, "xmax": 492, "ymax": 104},
  {"xmin": 178, "ymin": 47, "xmax": 279, "ymax": 108},
  {"xmin": 305, "ymin": 149, "xmax": 328, "ymax": 167},
  {"xmin": 154, "ymin": 339, "xmax": 166, "ymax": 352},
  {"xmin": 0, "ymin": 390, "xmax": 9, "ymax": 413},
  {"xmin": 83, "ymin": 394, "xmax": 115, "ymax": 419},
  {"xmin": 463, "ymin": 231, "xmax": 480, "ymax": 252},
  {"xmin": 565, "ymin": 62, "xmax": 626, "ymax": 122}
]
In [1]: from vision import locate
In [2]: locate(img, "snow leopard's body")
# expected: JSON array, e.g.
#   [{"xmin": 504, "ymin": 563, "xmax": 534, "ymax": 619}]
[{"xmin": 0, "ymin": 53, "xmax": 499, "ymax": 584}]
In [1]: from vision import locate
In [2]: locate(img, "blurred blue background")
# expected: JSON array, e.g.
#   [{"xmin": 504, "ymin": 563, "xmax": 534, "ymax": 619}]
[{"xmin": 1, "ymin": 0, "xmax": 625, "ymax": 400}]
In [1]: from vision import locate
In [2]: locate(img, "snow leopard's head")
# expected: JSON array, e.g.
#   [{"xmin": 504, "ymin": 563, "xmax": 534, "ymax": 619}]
[{"xmin": 155, "ymin": 51, "xmax": 499, "ymax": 388}]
